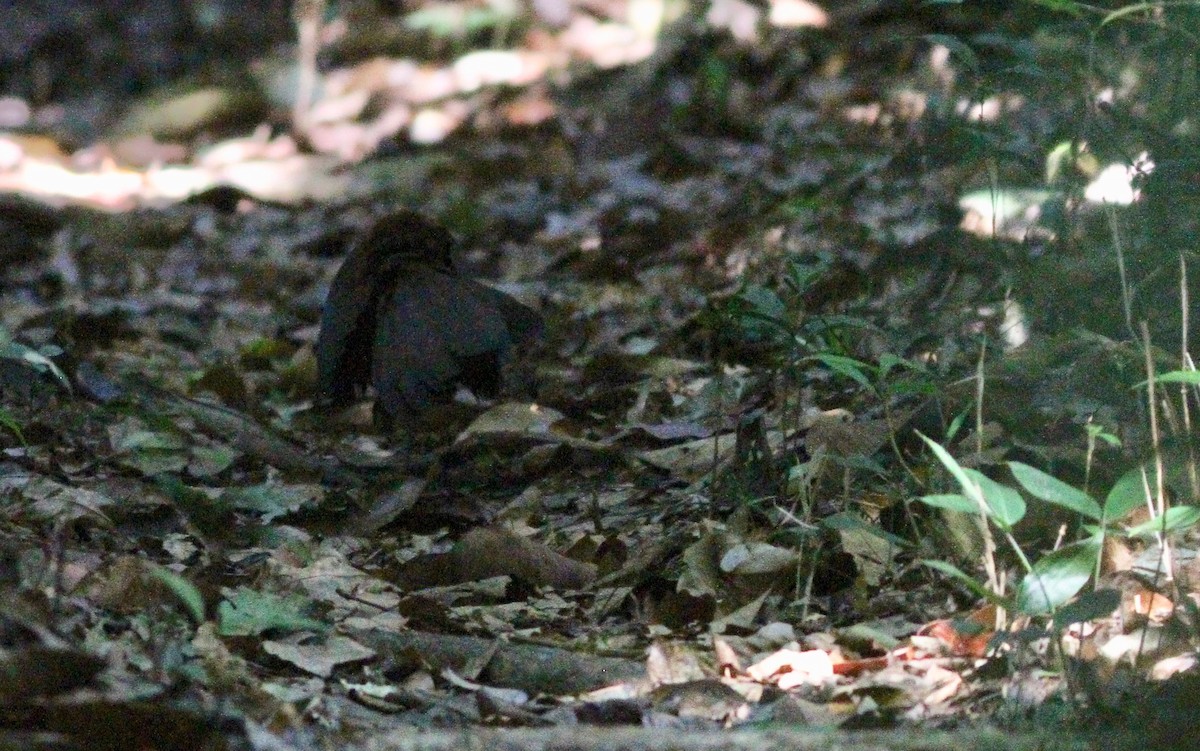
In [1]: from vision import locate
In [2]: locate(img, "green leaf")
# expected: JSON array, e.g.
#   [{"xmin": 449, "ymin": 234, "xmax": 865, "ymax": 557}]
[
  {"xmin": 1085, "ymin": 423, "xmax": 1121, "ymax": 448},
  {"xmin": 1016, "ymin": 540, "xmax": 1098, "ymax": 615},
  {"xmin": 1024, "ymin": 0, "xmax": 1083, "ymax": 16},
  {"xmin": 945, "ymin": 409, "xmax": 968, "ymax": 442},
  {"xmin": 0, "ymin": 339, "xmax": 72, "ymax": 392},
  {"xmin": 148, "ymin": 565, "xmax": 205, "ymax": 623},
  {"xmin": 222, "ymin": 483, "xmax": 322, "ymax": 523},
  {"xmin": 966, "ymin": 468, "xmax": 1026, "ymax": 529},
  {"xmin": 918, "ymin": 493, "xmax": 979, "ymax": 513},
  {"xmin": 0, "ymin": 407, "xmax": 26, "ymax": 446},
  {"xmin": 115, "ymin": 430, "xmax": 187, "ymax": 452},
  {"xmin": 188, "ymin": 445, "xmax": 239, "ymax": 478},
  {"xmin": 404, "ymin": 3, "xmax": 512, "ymax": 35},
  {"xmin": 918, "ymin": 433, "xmax": 981, "ymax": 505},
  {"xmin": 1101, "ymin": 2, "xmax": 1178, "ymax": 27},
  {"xmin": 1045, "ymin": 141, "xmax": 1074, "ymax": 184},
  {"xmin": 820, "ymin": 510, "xmax": 909, "ymax": 548},
  {"xmin": 114, "ymin": 429, "xmax": 190, "ymax": 476},
  {"xmin": 887, "ymin": 377, "xmax": 938, "ymax": 398},
  {"xmin": 806, "ymin": 353, "xmax": 875, "ymax": 389},
  {"xmin": 921, "ymin": 559, "xmax": 1012, "ymax": 607},
  {"xmin": 1052, "ymin": 588, "xmax": 1121, "ymax": 629},
  {"xmin": 1008, "ymin": 461, "xmax": 1101, "ymax": 520},
  {"xmin": 1124, "ymin": 506, "xmax": 1200, "ymax": 538},
  {"xmin": 784, "ymin": 256, "xmax": 830, "ymax": 293},
  {"xmin": 878, "ymin": 353, "xmax": 925, "ymax": 380},
  {"xmin": 218, "ymin": 587, "xmax": 328, "ymax": 637},
  {"xmin": 1134, "ymin": 370, "xmax": 1200, "ymax": 388},
  {"xmin": 740, "ymin": 284, "xmax": 788, "ymax": 323},
  {"xmin": 1104, "ymin": 468, "xmax": 1148, "ymax": 522},
  {"xmin": 725, "ymin": 285, "xmax": 792, "ymax": 344}
]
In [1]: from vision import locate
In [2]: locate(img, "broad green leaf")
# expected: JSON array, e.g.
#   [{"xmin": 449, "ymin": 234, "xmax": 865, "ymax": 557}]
[
  {"xmin": 1135, "ymin": 370, "xmax": 1200, "ymax": 387},
  {"xmin": 188, "ymin": 445, "xmax": 239, "ymax": 478},
  {"xmin": 785, "ymin": 256, "xmax": 830, "ymax": 292},
  {"xmin": 1052, "ymin": 588, "xmax": 1121, "ymax": 629},
  {"xmin": 921, "ymin": 559, "xmax": 1011, "ymax": 607},
  {"xmin": 1008, "ymin": 461, "xmax": 1101, "ymax": 520},
  {"xmin": 918, "ymin": 433, "xmax": 980, "ymax": 505},
  {"xmin": 740, "ymin": 284, "xmax": 787, "ymax": 323},
  {"xmin": 918, "ymin": 493, "xmax": 979, "ymax": 514},
  {"xmin": 806, "ymin": 353, "xmax": 875, "ymax": 389},
  {"xmin": 966, "ymin": 469, "xmax": 1026, "ymax": 529},
  {"xmin": 1104, "ymin": 468, "xmax": 1149, "ymax": 522},
  {"xmin": 1124, "ymin": 506, "xmax": 1200, "ymax": 537},
  {"xmin": 887, "ymin": 377, "xmax": 938, "ymax": 398},
  {"xmin": 1045, "ymin": 141, "xmax": 1074, "ymax": 184},
  {"xmin": 404, "ymin": 4, "xmax": 513, "ymax": 35},
  {"xmin": 1016, "ymin": 540, "xmax": 1098, "ymax": 615},
  {"xmin": 218, "ymin": 587, "xmax": 328, "ymax": 637},
  {"xmin": 729, "ymin": 285, "xmax": 791, "ymax": 342}
]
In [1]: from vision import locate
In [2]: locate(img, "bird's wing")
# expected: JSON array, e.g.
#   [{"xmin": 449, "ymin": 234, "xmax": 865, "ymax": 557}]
[
  {"xmin": 472, "ymin": 282, "xmax": 544, "ymax": 346},
  {"xmin": 315, "ymin": 238, "xmax": 382, "ymax": 405},
  {"xmin": 371, "ymin": 270, "xmax": 518, "ymax": 418},
  {"xmin": 315, "ymin": 211, "xmax": 458, "ymax": 406}
]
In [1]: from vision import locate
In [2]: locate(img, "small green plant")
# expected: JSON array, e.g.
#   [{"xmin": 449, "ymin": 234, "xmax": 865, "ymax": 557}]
[
  {"xmin": 0, "ymin": 325, "xmax": 71, "ymax": 393},
  {"xmin": 0, "ymin": 325, "xmax": 71, "ymax": 446},
  {"xmin": 0, "ymin": 406, "xmax": 26, "ymax": 446},
  {"xmin": 404, "ymin": 0, "xmax": 521, "ymax": 51},
  {"xmin": 917, "ymin": 433, "xmax": 1200, "ymax": 617},
  {"xmin": 711, "ymin": 254, "xmax": 881, "ymax": 370}
]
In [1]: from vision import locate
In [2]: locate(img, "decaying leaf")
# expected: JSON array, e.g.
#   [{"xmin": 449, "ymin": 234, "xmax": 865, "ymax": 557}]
[{"xmin": 398, "ymin": 527, "xmax": 597, "ymax": 590}]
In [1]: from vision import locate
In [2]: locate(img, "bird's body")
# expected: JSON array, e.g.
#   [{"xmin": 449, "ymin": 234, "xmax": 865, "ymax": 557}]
[{"xmin": 316, "ymin": 211, "xmax": 541, "ymax": 428}]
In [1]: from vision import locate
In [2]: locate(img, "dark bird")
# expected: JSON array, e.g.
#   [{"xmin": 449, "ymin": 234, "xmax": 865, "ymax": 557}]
[{"xmin": 316, "ymin": 211, "xmax": 542, "ymax": 428}]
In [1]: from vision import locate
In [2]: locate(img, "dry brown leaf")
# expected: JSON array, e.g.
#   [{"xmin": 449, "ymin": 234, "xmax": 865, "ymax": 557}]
[
  {"xmin": 262, "ymin": 633, "xmax": 376, "ymax": 678},
  {"xmin": 745, "ymin": 647, "xmax": 835, "ymax": 689},
  {"xmin": 399, "ymin": 527, "xmax": 596, "ymax": 591}
]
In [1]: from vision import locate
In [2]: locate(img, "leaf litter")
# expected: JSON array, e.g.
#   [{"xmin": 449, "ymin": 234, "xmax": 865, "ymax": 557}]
[{"xmin": 1, "ymin": 2, "xmax": 1197, "ymax": 750}]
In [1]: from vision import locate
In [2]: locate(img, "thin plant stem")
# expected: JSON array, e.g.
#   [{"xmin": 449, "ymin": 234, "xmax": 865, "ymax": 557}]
[
  {"xmin": 1140, "ymin": 321, "xmax": 1174, "ymax": 581},
  {"xmin": 1180, "ymin": 254, "xmax": 1199, "ymax": 498},
  {"xmin": 975, "ymin": 338, "xmax": 987, "ymax": 458},
  {"xmin": 1107, "ymin": 204, "xmax": 1137, "ymax": 340}
]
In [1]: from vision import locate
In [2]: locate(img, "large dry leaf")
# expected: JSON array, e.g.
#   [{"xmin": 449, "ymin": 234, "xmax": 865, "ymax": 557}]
[{"xmin": 398, "ymin": 527, "xmax": 596, "ymax": 591}]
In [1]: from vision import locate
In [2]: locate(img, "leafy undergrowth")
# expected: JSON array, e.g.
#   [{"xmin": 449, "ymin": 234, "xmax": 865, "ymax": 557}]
[{"xmin": 2, "ymin": 1, "xmax": 1200, "ymax": 750}]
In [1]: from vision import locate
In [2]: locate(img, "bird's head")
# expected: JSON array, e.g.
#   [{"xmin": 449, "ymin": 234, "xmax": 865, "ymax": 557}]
[{"xmin": 360, "ymin": 210, "xmax": 456, "ymax": 272}]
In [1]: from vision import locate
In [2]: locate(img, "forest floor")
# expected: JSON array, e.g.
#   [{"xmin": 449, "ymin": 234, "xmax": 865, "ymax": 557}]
[{"xmin": 1, "ymin": 1, "xmax": 1199, "ymax": 750}]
